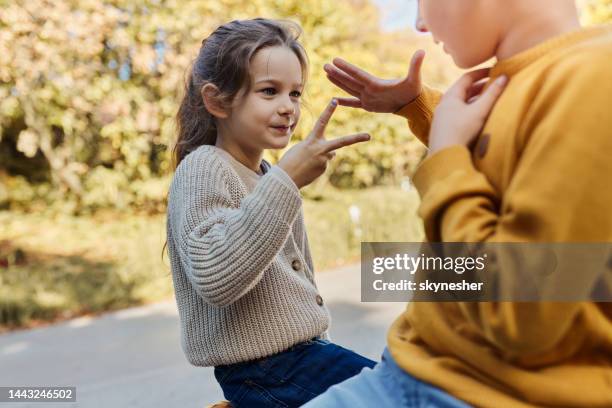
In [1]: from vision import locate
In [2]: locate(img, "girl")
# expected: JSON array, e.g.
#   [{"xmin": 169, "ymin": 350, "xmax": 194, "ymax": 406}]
[{"xmin": 165, "ymin": 18, "xmax": 374, "ymax": 407}]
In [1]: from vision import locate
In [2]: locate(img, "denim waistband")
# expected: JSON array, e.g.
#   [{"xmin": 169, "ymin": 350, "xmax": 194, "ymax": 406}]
[{"xmin": 215, "ymin": 336, "xmax": 324, "ymax": 370}]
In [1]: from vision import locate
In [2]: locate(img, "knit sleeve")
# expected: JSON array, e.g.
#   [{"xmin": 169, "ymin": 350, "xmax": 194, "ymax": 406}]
[
  {"xmin": 412, "ymin": 55, "xmax": 612, "ymax": 354},
  {"xmin": 394, "ymin": 85, "xmax": 442, "ymax": 146},
  {"xmin": 172, "ymin": 151, "xmax": 302, "ymax": 307}
]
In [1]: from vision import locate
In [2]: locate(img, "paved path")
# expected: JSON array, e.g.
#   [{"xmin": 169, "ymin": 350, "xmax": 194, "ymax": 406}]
[{"xmin": 0, "ymin": 264, "xmax": 405, "ymax": 408}]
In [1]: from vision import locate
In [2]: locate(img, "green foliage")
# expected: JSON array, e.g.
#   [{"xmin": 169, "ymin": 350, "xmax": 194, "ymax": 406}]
[
  {"xmin": 0, "ymin": 0, "xmax": 459, "ymax": 212},
  {"xmin": 582, "ymin": 0, "xmax": 612, "ymax": 24},
  {"xmin": 0, "ymin": 186, "xmax": 422, "ymax": 329},
  {"xmin": 304, "ymin": 186, "xmax": 423, "ymax": 268}
]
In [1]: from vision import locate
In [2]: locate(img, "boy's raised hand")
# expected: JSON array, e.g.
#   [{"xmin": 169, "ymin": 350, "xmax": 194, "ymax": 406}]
[
  {"xmin": 278, "ymin": 99, "xmax": 370, "ymax": 188},
  {"xmin": 428, "ymin": 69, "xmax": 507, "ymax": 157},
  {"xmin": 324, "ymin": 50, "xmax": 426, "ymax": 113}
]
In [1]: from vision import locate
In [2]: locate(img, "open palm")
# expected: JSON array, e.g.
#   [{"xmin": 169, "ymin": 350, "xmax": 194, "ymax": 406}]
[{"xmin": 324, "ymin": 50, "xmax": 425, "ymax": 113}]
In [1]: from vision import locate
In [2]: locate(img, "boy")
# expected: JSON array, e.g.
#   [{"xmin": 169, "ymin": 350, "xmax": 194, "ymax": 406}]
[{"xmin": 305, "ymin": 0, "xmax": 612, "ymax": 406}]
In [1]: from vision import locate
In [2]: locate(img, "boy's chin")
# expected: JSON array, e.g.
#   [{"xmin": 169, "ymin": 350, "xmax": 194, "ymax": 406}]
[
  {"xmin": 453, "ymin": 56, "xmax": 478, "ymax": 69},
  {"xmin": 453, "ymin": 53, "xmax": 493, "ymax": 70}
]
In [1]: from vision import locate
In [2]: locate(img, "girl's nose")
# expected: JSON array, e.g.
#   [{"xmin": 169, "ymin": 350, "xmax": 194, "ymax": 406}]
[{"xmin": 278, "ymin": 99, "xmax": 295, "ymax": 115}]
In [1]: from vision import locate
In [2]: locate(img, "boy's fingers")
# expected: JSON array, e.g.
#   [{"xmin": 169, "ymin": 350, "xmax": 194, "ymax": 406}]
[
  {"xmin": 335, "ymin": 97, "xmax": 363, "ymax": 108},
  {"xmin": 311, "ymin": 99, "xmax": 338, "ymax": 139},
  {"xmin": 449, "ymin": 68, "xmax": 491, "ymax": 98},
  {"xmin": 332, "ymin": 57, "xmax": 376, "ymax": 85},
  {"xmin": 407, "ymin": 49, "xmax": 425, "ymax": 85},
  {"xmin": 326, "ymin": 73, "xmax": 362, "ymax": 98},
  {"xmin": 322, "ymin": 133, "xmax": 371, "ymax": 153},
  {"xmin": 475, "ymin": 75, "xmax": 508, "ymax": 111},
  {"xmin": 325, "ymin": 64, "xmax": 365, "ymax": 92}
]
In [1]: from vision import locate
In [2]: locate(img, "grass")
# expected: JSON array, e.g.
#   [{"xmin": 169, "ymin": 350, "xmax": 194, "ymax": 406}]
[{"xmin": 0, "ymin": 186, "xmax": 423, "ymax": 332}]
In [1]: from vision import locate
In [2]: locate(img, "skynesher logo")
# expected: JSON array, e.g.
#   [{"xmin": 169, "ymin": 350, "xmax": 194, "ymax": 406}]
[{"xmin": 372, "ymin": 253, "xmax": 488, "ymax": 275}]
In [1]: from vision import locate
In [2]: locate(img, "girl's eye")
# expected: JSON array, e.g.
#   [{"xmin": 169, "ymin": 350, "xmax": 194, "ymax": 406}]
[
  {"xmin": 261, "ymin": 88, "xmax": 276, "ymax": 96},
  {"xmin": 290, "ymin": 91, "xmax": 302, "ymax": 98}
]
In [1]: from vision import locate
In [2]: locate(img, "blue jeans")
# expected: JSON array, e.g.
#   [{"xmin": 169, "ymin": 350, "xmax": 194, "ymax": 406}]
[
  {"xmin": 214, "ymin": 338, "xmax": 376, "ymax": 407},
  {"xmin": 302, "ymin": 348, "xmax": 472, "ymax": 407}
]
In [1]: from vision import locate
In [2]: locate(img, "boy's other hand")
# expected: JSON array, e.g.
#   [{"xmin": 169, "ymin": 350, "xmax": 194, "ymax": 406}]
[
  {"xmin": 428, "ymin": 70, "xmax": 507, "ymax": 157},
  {"xmin": 324, "ymin": 50, "xmax": 425, "ymax": 113}
]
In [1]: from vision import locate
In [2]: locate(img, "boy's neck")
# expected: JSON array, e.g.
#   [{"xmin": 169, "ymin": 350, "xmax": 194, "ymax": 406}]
[
  {"xmin": 215, "ymin": 135, "xmax": 264, "ymax": 174},
  {"xmin": 496, "ymin": 3, "xmax": 581, "ymax": 61}
]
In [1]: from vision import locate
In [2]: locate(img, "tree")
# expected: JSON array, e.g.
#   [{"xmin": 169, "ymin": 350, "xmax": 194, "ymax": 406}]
[
  {"xmin": 582, "ymin": 0, "xmax": 612, "ymax": 24},
  {"xmin": 0, "ymin": 0, "xmax": 458, "ymax": 212}
]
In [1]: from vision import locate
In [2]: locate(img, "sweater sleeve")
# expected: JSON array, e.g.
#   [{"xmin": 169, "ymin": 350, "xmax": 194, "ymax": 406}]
[
  {"xmin": 174, "ymin": 152, "xmax": 302, "ymax": 307},
  {"xmin": 394, "ymin": 85, "xmax": 442, "ymax": 146},
  {"xmin": 412, "ymin": 60, "xmax": 612, "ymax": 354}
]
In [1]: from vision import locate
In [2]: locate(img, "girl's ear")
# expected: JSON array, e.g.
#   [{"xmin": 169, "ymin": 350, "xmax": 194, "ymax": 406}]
[{"xmin": 201, "ymin": 83, "xmax": 229, "ymax": 119}]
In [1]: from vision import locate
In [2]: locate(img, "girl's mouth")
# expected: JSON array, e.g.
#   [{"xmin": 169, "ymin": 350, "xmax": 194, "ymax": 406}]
[{"xmin": 270, "ymin": 123, "xmax": 295, "ymax": 135}]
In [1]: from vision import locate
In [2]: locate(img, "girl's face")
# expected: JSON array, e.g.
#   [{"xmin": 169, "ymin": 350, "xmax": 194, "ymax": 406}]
[
  {"xmin": 416, "ymin": 0, "xmax": 500, "ymax": 68},
  {"xmin": 221, "ymin": 45, "xmax": 303, "ymax": 153}
]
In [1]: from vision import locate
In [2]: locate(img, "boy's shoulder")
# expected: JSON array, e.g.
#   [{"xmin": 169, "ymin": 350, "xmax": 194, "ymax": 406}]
[
  {"xmin": 519, "ymin": 26, "xmax": 612, "ymax": 107},
  {"xmin": 546, "ymin": 26, "xmax": 612, "ymax": 81}
]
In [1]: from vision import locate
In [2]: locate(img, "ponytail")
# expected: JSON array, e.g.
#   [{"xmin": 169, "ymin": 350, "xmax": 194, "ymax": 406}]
[{"xmin": 173, "ymin": 70, "xmax": 217, "ymax": 170}]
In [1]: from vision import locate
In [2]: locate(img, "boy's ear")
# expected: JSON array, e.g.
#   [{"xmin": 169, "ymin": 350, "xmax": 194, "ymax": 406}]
[{"xmin": 201, "ymin": 83, "xmax": 229, "ymax": 119}]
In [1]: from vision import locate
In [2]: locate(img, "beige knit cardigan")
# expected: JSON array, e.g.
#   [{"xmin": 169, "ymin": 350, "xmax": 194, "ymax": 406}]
[{"xmin": 166, "ymin": 145, "xmax": 330, "ymax": 367}]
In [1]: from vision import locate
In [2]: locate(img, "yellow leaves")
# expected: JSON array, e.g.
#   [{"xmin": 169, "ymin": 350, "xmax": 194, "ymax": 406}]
[
  {"xmin": 135, "ymin": 103, "xmax": 159, "ymax": 133},
  {"xmin": 17, "ymin": 130, "xmax": 39, "ymax": 158},
  {"xmin": 132, "ymin": 45, "xmax": 156, "ymax": 74},
  {"xmin": 583, "ymin": 0, "xmax": 612, "ymax": 24},
  {"xmin": 1, "ymin": 0, "xmax": 462, "ymax": 206},
  {"xmin": 0, "ymin": 97, "xmax": 21, "ymax": 118},
  {"xmin": 0, "ymin": 4, "xmax": 35, "ymax": 34}
]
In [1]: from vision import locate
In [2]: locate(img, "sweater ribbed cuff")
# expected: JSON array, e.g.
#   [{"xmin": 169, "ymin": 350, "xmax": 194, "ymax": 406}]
[
  {"xmin": 252, "ymin": 166, "xmax": 302, "ymax": 227},
  {"xmin": 394, "ymin": 85, "xmax": 439, "ymax": 122}
]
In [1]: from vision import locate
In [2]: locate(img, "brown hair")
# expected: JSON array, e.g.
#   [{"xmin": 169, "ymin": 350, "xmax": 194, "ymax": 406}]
[
  {"xmin": 163, "ymin": 18, "xmax": 308, "ymax": 264},
  {"xmin": 172, "ymin": 18, "xmax": 309, "ymax": 169}
]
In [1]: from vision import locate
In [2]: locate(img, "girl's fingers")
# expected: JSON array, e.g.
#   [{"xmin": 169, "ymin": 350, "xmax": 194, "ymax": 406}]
[
  {"xmin": 311, "ymin": 99, "xmax": 339, "ymax": 139},
  {"xmin": 326, "ymin": 151, "xmax": 337, "ymax": 160},
  {"xmin": 335, "ymin": 97, "xmax": 363, "ymax": 108},
  {"xmin": 448, "ymin": 68, "xmax": 491, "ymax": 98},
  {"xmin": 322, "ymin": 133, "xmax": 371, "ymax": 153},
  {"xmin": 466, "ymin": 79, "xmax": 488, "ymax": 102},
  {"xmin": 326, "ymin": 73, "xmax": 363, "ymax": 98},
  {"xmin": 332, "ymin": 57, "xmax": 376, "ymax": 85},
  {"xmin": 474, "ymin": 75, "xmax": 508, "ymax": 112}
]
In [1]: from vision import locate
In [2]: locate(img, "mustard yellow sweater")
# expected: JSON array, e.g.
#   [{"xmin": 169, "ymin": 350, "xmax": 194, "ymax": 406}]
[{"xmin": 391, "ymin": 26, "xmax": 612, "ymax": 407}]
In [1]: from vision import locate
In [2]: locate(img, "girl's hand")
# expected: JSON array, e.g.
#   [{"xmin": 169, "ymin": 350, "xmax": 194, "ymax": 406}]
[
  {"xmin": 428, "ymin": 70, "xmax": 507, "ymax": 157},
  {"xmin": 324, "ymin": 50, "xmax": 425, "ymax": 113},
  {"xmin": 278, "ymin": 99, "xmax": 370, "ymax": 188}
]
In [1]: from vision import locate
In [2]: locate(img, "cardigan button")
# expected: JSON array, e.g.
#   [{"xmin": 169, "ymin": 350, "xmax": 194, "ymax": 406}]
[
  {"xmin": 316, "ymin": 295, "xmax": 324, "ymax": 306},
  {"xmin": 291, "ymin": 259, "xmax": 302, "ymax": 271},
  {"xmin": 477, "ymin": 133, "xmax": 491, "ymax": 158}
]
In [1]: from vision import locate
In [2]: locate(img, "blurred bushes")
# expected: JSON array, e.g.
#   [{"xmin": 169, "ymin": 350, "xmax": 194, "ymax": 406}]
[
  {"xmin": 0, "ymin": 186, "xmax": 422, "ymax": 330},
  {"xmin": 0, "ymin": 0, "xmax": 459, "ymax": 213},
  {"xmin": 582, "ymin": 0, "xmax": 612, "ymax": 24}
]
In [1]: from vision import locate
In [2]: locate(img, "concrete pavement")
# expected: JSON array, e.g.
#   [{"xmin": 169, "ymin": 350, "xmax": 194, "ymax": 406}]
[{"xmin": 0, "ymin": 264, "xmax": 405, "ymax": 408}]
